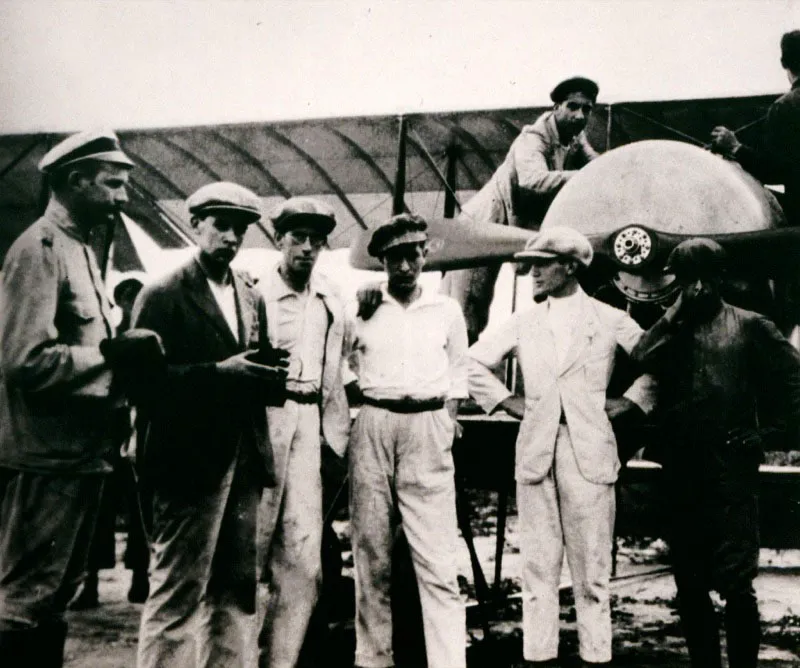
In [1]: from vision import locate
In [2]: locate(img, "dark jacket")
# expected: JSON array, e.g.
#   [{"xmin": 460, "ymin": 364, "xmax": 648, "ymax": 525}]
[
  {"xmin": 631, "ymin": 301, "xmax": 800, "ymax": 487},
  {"xmin": 131, "ymin": 257, "xmax": 275, "ymax": 496},
  {"xmin": 736, "ymin": 80, "xmax": 800, "ymax": 223}
]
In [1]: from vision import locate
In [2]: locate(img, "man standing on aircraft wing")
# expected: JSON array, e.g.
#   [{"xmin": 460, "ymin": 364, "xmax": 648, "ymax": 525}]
[
  {"xmin": 255, "ymin": 197, "xmax": 350, "ymax": 668},
  {"xmin": 467, "ymin": 227, "xmax": 656, "ymax": 667},
  {"xmin": 445, "ymin": 76, "xmax": 601, "ymax": 342},
  {"xmin": 347, "ymin": 213, "xmax": 469, "ymax": 668},
  {"xmin": 711, "ymin": 30, "xmax": 800, "ymax": 225},
  {"xmin": 631, "ymin": 239, "xmax": 800, "ymax": 668}
]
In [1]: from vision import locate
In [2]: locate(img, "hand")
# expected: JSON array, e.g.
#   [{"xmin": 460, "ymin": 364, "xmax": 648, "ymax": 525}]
[
  {"xmin": 605, "ymin": 396, "xmax": 635, "ymax": 420},
  {"xmin": 217, "ymin": 351, "xmax": 288, "ymax": 381},
  {"xmin": 663, "ymin": 291, "xmax": 686, "ymax": 326},
  {"xmin": 710, "ymin": 126, "xmax": 742, "ymax": 156},
  {"xmin": 499, "ymin": 395, "xmax": 526, "ymax": 420},
  {"xmin": 357, "ymin": 282, "xmax": 383, "ymax": 320},
  {"xmin": 246, "ymin": 345, "xmax": 290, "ymax": 369},
  {"xmin": 446, "ymin": 399, "xmax": 464, "ymax": 440}
]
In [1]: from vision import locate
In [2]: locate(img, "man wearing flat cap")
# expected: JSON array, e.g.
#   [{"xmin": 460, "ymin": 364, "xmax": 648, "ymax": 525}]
[
  {"xmin": 445, "ymin": 76, "xmax": 601, "ymax": 343},
  {"xmin": 132, "ymin": 182, "xmax": 289, "ymax": 667},
  {"xmin": 632, "ymin": 239, "xmax": 800, "ymax": 668},
  {"xmin": 254, "ymin": 197, "xmax": 350, "ymax": 668},
  {"xmin": 0, "ymin": 129, "xmax": 134, "ymax": 666},
  {"xmin": 346, "ymin": 213, "xmax": 469, "ymax": 668},
  {"xmin": 468, "ymin": 226, "xmax": 656, "ymax": 666}
]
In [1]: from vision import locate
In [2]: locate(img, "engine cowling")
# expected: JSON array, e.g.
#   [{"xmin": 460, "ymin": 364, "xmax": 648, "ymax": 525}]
[{"xmin": 542, "ymin": 139, "xmax": 787, "ymax": 303}]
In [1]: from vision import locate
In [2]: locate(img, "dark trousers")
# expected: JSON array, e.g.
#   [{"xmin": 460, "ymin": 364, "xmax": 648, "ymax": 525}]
[
  {"xmin": 86, "ymin": 457, "xmax": 149, "ymax": 573},
  {"xmin": 0, "ymin": 468, "xmax": 104, "ymax": 667},
  {"xmin": 667, "ymin": 484, "xmax": 761, "ymax": 668}
]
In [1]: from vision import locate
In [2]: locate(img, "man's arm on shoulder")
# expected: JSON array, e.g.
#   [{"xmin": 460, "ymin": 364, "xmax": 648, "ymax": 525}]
[{"xmin": 0, "ymin": 235, "xmax": 110, "ymax": 397}]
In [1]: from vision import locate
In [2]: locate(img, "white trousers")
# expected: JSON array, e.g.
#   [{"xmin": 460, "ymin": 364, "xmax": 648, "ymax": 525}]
[
  {"xmin": 518, "ymin": 424, "xmax": 616, "ymax": 663},
  {"xmin": 349, "ymin": 406, "xmax": 465, "ymax": 668},
  {"xmin": 137, "ymin": 448, "xmax": 261, "ymax": 668},
  {"xmin": 256, "ymin": 400, "xmax": 322, "ymax": 668}
]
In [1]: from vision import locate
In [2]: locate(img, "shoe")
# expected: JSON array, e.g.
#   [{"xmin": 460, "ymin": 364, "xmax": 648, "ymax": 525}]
[
  {"xmin": 127, "ymin": 569, "xmax": 150, "ymax": 603},
  {"xmin": 68, "ymin": 572, "xmax": 99, "ymax": 610}
]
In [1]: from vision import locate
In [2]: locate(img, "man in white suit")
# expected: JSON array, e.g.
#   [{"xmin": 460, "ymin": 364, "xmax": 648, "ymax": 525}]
[{"xmin": 467, "ymin": 227, "xmax": 656, "ymax": 667}]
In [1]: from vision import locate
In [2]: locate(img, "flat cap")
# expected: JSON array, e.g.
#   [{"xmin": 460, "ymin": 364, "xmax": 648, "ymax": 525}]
[
  {"xmin": 38, "ymin": 129, "xmax": 135, "ymax": 174},
  {"xmin": 368, "ymin": 213, "xmax": 428, "ymax": 257},
  {"xmin": 271, "ymin": 197, "xmax": 337, "ymax": 235},
  {"xmin": 186, "ymin": 182, "xmax": 262, "ymax": 222},
  {"xmin": 550, "ymin": 76, "xmax": 599, "ymax": 103},
  {"xmin": 515, "ymin": 226, "xmax": 594, "ymax": 267},
  {"xmin": 664, "ymin": 238, "xmax": 726, "ymax": 277}
]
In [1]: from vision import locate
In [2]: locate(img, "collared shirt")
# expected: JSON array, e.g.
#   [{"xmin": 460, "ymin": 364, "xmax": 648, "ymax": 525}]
[
  {"xmin": 347, "ymin": 285, "xmax": 469, "ymax": 401},
  {"xmin": 546, "ymin": 289, "xmax": 583, "ymax": 366},
  {"xmin": 260, "ymin": 264, "xmax": 328, "ymax": 394},
  {"xmin": 207, "ymin": 278, "xmax": 239, "ymax": 343}
]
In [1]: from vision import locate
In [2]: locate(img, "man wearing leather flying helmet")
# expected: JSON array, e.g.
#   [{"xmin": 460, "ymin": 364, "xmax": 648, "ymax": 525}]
[{"xmin": 632, "ymin": 239, "xmax": 800, "ymax": 668}]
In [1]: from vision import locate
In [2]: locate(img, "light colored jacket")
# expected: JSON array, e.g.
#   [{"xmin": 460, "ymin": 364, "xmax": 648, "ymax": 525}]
[
  {"xmin": 260, "ymin": 267, "xmax": 350, "ymax": 456},
  {"xmin": 0, "ymin": 198, "xmax": 117, "ymax": 473},
  {"xmin": 467, "ymin": 289, "xmax": 656, "ymax": 484},
  {"xmin": 460, "ymin": 110, "xmax": 599, "ymax": 230}
]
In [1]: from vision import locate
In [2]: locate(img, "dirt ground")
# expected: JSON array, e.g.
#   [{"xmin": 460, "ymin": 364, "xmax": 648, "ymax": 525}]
[{"xmin": 63, "ymin": 519, "xmax": 800, "ymax": 668}]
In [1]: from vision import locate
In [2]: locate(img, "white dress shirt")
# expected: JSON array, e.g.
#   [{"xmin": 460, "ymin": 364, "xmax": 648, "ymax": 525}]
[
  {"xmin": 546, "ymin": 290, "xmax": 583, "ymax": 367},
  {"xmin": 260, "ymin": 265, "xmax": 328, "ymax": 394},
  {"xmin": 347, "ymin": 285, "xmax": 469, "ymax": 401},
  {"xmin": 207, "ymin": 279, "xmax": 239, "ymax": 342}
]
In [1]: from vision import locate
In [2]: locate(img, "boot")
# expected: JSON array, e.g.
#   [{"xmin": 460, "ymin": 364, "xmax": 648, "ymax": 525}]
[
  {"xmin": 34, "ymin": 620, "xmax": 68, "ymax": 668},
  {"xmin": 127, "ymin": 568, "xmax": 150, "ymax": 604},
  {"xmin": 68, "ymin": 571, "xmax": 99, "ymax": 610},
  {"xmin": 0, "ymin": 628, "xmax": 37, "ymax": 667}
]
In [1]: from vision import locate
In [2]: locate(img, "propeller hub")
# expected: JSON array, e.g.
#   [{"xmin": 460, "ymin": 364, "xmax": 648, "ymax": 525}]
[{"xmin": 612, "ymin": 226, "xmax": 654, "ymax": 268}]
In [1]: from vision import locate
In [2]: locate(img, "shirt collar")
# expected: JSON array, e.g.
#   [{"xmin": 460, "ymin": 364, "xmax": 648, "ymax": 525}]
[
  {"xmin": 269, "ymin": 262, "xmax": 320, "ymax": 301},
  {"xmin": 546, "ymin": 285, "xmax": 585, "ymax": 311},
  {"xmin": 380, "ymin": 282, "xmax": 440, "ymax": 310},
  {"xmin": 43, "ymin": 198, "xmax": 88, "ymax": 243}
]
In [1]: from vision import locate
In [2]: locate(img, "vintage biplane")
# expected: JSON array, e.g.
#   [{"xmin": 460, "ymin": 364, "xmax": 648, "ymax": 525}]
[{"xmin": 1, "ymin": 94, "xmax": 799, "ymax": 649}]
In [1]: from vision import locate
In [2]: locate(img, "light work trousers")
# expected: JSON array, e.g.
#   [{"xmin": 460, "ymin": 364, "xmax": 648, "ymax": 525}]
[
  {"xmin": 257, "ymin": 400, "xmax": 323, "ymax": 668},
  {"xmin": 137, "ymin": 446, "xmax": 261, "ymax": 668},
  {"xmin": 518, "ymin": 424, "xmax": 616, "ymax": 663},
  {"xmin": 349, "ymin": 405, "xmax": 465, "ymax": 668}
]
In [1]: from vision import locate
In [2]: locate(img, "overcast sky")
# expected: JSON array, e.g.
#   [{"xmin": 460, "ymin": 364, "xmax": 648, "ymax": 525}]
[{"xmin": 1, "ymin": 0, "xmax": 799, "ymax": 134}]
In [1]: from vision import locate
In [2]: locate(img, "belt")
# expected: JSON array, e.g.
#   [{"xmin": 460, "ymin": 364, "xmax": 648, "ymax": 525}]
[
  {"xmin": 362, "ymin": 396, "xmax": 445, "ymax": 414},
  {"xmin": 285, "ymin": 390, "xmax": 321, "ymax": 405}
]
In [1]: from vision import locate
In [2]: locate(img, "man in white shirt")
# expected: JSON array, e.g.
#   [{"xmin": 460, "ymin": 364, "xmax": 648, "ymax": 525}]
[
  {"xmin": 347, "ymin": 214, "xmax": 468, "ymax": 668},
  {"xmin": 255, "ymin": 198, "xmax": 350, "ymax": 668},
  {"xmin": 467, "ymin": 227, "xmax": 656, "ymax": 667}
]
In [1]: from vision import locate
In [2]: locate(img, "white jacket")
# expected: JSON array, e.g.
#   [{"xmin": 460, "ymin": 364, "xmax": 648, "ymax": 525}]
[{"xmin": 467, "ymin": 289, "xmax": 656, "ymax": 484}]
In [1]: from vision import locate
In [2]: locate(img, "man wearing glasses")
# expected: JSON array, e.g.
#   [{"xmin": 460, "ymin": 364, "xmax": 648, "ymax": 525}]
[{"xmin": 256, "ymin": 198, "xmax": 350, "ymax": 668}]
